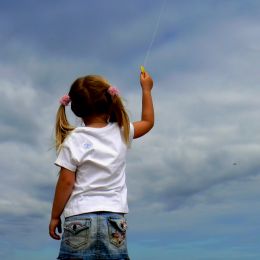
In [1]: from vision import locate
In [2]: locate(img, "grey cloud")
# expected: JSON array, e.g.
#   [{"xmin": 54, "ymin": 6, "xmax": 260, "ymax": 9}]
[
  {"xmin": 0, "ymin": 0, "xmax": 155, "ymax": 63},
  {"xmin": 127, "ymin": 83, "xmax": 260, "ymax": 211},
  {"xmin": 0, "ymin": 80, "xmax": 41, "ymax": 145}
]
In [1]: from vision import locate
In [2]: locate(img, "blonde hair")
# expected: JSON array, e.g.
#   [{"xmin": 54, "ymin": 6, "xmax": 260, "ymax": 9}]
[
  {"xmin": 55, "ymin": 75, "xmax": 130, "ymax": 150},
  {"xmin": 55, "ymin": 105, "xmax": 74, "ymax": 151}
]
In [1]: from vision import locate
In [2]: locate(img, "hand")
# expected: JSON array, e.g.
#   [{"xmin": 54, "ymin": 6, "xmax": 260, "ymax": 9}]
[
  {"xmin": 49, "ymin": 217, "xmax": 62, "ymax": 240},
  {"xmin": 140, "ymin": 71, "xmax": 153, "ymax": 92}
]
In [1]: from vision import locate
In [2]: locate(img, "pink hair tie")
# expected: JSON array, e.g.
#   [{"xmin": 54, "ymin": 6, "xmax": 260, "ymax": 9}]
[
  {"xmin": 59, "ymin": 94, "xmax": 71, "ymax": 106},
  {"xmin": 108, "ymin": 86, "xmax": 120, "ymax": 97}
]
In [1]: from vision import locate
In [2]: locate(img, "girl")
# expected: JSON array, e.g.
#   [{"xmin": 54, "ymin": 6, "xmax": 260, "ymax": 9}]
[{"xmin": 49, "ymin": 71, "xmax": 154, "ymax": 260}]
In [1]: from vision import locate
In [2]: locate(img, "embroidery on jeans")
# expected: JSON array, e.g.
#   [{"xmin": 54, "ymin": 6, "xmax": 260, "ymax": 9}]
[{"xmin": 111, "ymin": 219, "xmax": 127, "ymax": 246}]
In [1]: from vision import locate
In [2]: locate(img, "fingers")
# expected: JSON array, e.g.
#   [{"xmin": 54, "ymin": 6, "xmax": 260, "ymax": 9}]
[
  {"xmin": 140, "ymin": 70, "xmax": 149, "ymax": 80},
  {"xmin": 49, "ymin": 226, "xmax": 61, "ymax": 240},
  {"xmin": 49, "ymin": 220, "xmax": 62, "ymax": 240},
  {"xmin": 139, "ymin": 66, "xmax": 153, "ymax": 91},
  {"xmin": 140, "ymin": 70, "xmax": 152, "ymax": 82},
  {"xmin": 141, "ymin": 71, "xmax": 147, "ymax": 77}
]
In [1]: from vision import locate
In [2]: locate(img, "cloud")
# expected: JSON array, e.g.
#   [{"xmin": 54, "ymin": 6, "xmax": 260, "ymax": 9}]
[{"xmin": 127, "ymin": 80, "xmax": 260, "ymax": 211}]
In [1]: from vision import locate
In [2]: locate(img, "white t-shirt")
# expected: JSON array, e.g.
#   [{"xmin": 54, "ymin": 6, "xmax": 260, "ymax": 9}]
[{"xmin": 55, "ymin": 122, "xmax": 134, "ymax": 218}]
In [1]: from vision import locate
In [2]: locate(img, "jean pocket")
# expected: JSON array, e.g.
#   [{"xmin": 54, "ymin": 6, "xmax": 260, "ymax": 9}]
[
  {"xmin": 107, "ymin": 216, "xmax": 127, "ymax": 248},
  {"xmin": 63, "ymin": 218, "xmax": 91, "ymax": 249}
]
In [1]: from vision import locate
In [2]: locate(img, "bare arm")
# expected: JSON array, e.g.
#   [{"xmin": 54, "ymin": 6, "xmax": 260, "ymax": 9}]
[
  {"xmin": 133, "ymin": 71, "xmax": 154, "ymax": 138},
  {"xmin": 49, "ymin": 167, "xmax": 75, "ymax": 240}
]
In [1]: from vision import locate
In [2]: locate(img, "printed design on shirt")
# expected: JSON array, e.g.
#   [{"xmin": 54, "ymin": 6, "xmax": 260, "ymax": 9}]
[{"xmin": 83, "ymin": 142, "xmax": 93, "ymax": 149}]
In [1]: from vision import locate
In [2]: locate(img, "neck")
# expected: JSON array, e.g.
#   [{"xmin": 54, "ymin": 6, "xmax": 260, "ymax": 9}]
[{"xmin": 83, "ymin": 115, "xmax": 109, "ymax": 128}]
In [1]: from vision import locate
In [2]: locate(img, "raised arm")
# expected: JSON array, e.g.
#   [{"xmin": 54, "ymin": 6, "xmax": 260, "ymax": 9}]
[{"xmin": 133, "ymin": 71, "xmax": 154, "ymax": 138}]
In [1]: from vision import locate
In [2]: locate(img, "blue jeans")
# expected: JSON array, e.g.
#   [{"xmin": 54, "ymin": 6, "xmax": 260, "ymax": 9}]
[{"xmin": 57, "ymin": 212, "xmax": 130, "ymax": 260}]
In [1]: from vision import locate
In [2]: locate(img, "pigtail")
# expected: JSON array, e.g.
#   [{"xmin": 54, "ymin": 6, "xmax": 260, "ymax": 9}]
[
  {"xmin": 110, "ymin": 96, "xmax": 130, "ymax": 145},
  {"xmin": 55, "ymin": 105, "xmax": 75, "ymax": 151}
]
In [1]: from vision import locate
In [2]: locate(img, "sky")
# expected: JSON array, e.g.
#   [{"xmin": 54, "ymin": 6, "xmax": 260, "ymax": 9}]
[{"xmin": 1, "ymin": 0, "xmax": 260, "ymax": 259}]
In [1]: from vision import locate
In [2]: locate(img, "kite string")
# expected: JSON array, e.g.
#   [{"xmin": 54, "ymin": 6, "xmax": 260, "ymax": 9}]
[{"xmin": 143, "ymin": 0, "xmax": 167, "ymax": 67}]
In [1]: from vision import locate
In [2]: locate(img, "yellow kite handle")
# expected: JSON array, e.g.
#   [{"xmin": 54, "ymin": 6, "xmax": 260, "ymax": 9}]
[{"xmin": 140, "ymin": 65, "xmax": 145, "ymax": 73}]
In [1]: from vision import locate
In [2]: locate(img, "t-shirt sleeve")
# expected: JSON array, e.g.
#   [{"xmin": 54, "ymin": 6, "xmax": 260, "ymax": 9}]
[{"xmin": 54, "ymin": 144, "xmax": 78, "ymax": 172}]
